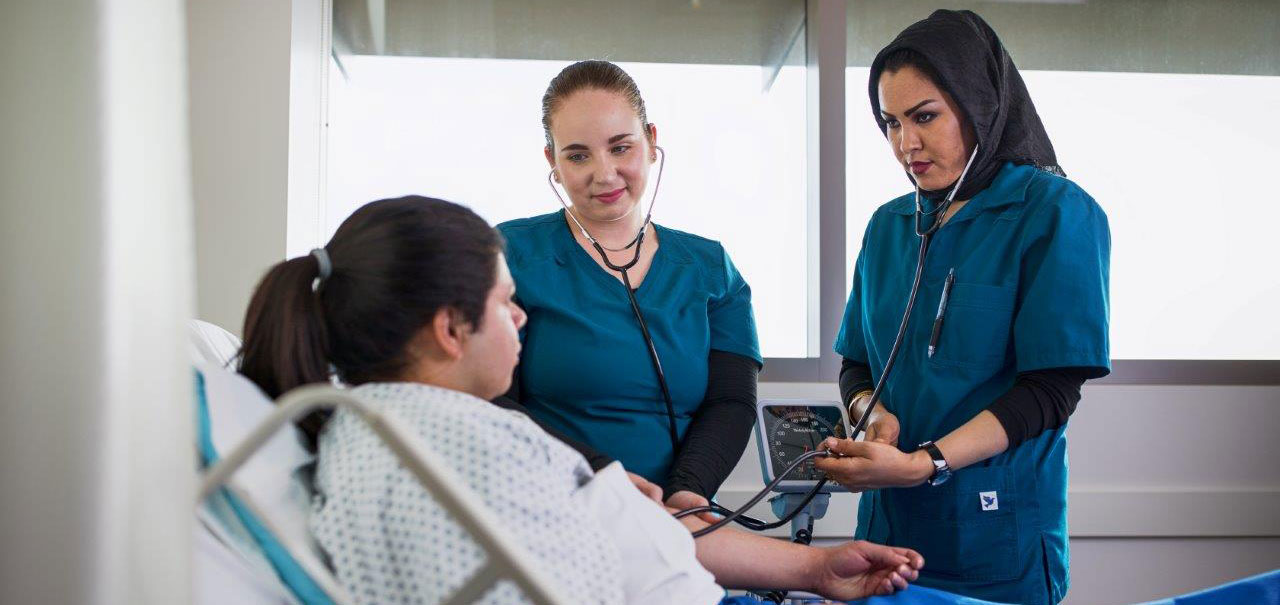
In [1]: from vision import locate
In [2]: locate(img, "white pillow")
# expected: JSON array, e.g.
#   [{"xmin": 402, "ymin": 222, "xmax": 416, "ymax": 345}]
[
  {"xmin": 194, "ymin": 361, "xmax": 333, "ymax": 604},
  {"xmin": 189, "ymin": 319, "xmax": 242, "ymax": 367}
]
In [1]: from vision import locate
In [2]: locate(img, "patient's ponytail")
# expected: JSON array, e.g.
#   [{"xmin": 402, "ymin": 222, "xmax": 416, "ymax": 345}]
[
  {"xmin": 237, "ymin": 196, "xmax": 502, "ymax": 448},
  {"xmin": 239, "ymin": 255, "xmax": 331, "ymax": 389}
]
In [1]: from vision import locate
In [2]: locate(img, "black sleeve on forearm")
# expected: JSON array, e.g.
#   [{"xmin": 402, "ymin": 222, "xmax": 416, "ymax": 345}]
[
  {"xmin": 491, "ymin": 366, "xmax": 615, "ymax": 472},
  {"xmin": 986, "ymin": 367, "xmax": 1092, "ymax": 448},
  {"xmin": 839, "ymin": 357, "xmax": 874, "ymax": 409},
  {"xmin": 663, "ymin": 350, "xmax": 760, "ymax": 501}
]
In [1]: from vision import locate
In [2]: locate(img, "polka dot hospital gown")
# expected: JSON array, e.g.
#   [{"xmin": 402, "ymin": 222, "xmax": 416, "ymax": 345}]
[{"xmin": 310, "ymin": 382, "xmax": 626, "ymax": 604}]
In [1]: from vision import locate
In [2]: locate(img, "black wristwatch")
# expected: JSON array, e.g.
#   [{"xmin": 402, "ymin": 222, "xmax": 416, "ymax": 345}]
[{"xmin": 918, "ymin": 440, "xmax": 952, "ymax": 486}]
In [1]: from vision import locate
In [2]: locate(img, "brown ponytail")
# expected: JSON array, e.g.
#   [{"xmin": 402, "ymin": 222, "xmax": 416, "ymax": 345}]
[
  {"xmin": 239, "ymin": 255, "xmax": 331, "ymax": 400},
  {"xmin": 237, "ymin": 196, "xmax": 502, "ymax": 448}
]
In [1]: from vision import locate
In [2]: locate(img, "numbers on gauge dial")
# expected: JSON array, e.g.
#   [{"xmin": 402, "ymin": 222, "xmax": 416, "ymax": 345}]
[{"xmin": 770, "ymin": 409, "xmax": 838, "ymax": 479}]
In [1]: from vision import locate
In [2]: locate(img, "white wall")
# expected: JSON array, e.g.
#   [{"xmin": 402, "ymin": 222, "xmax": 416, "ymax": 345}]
[
  {"xmin": 721, "ymin": 382, "xmax": 1280, "ymax": 604},
  {"xmin": 0, "ymin": 1, "xmax": 194, "ymax": 604},
  {"xmin": 187, "ymin": 0, "xmax": 294, "ymax": 335},
  {"xmin": 0, "ymin": 6, "xmax": 105, "ymax": 602}
]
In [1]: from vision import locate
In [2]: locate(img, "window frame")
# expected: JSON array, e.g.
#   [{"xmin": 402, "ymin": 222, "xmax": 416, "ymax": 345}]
[
  {"xmin": 759, "ymin": 0, "xmax": 1280, "ymax": 385},
  {"xmin": 300, "ymin": 0, "xmax": 1280, "ymax": 386}
]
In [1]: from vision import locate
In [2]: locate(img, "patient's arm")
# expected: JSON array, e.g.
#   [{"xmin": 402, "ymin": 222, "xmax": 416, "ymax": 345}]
[{"xmin": 671, "ymin": 511, "xmax": 923, "ymax": 600}]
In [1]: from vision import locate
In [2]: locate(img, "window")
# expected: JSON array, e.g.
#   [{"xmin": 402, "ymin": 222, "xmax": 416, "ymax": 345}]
[
  {"xmin": 846, "ymin": 1, "xmax": 1280, "ymax": 368},
  {"xmin": 323, "ymin": 0, "xmax": 813, "ymax": 358},
  {"xmin": 292, "ymin": 1, "xmax": 1280, "ymax": 381}
]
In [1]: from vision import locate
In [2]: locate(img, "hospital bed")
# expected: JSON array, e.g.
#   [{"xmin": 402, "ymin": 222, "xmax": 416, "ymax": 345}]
[
  {"xmin": 188, "ymin": 320, "xmax": 1279, "ymax": 605},
  {"xmin": 190, "ymin": 320, "xmax": 568, "ymax": 604}
]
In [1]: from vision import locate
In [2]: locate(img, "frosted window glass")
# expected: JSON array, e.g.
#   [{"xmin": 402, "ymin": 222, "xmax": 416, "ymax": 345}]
[
  {"xmin": 847, "ymin": 68, "xmax": 1280, "ymax": 360},
  {"xmin": 327, "ymin": 57, "xmax": 809, "ymax": 357}
]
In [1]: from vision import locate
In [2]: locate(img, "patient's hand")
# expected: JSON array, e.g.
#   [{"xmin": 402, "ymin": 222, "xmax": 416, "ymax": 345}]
[
  {"xmin": 664, "ymin": 490, "xmax": 720, "ymax": 524},
  {"xmin": 625, "ymin": 472, "xmax": 663, "ymax": 504},
  {"xmin": 810, "ymin": 541, "xmax": 923, "ymax": 600}
]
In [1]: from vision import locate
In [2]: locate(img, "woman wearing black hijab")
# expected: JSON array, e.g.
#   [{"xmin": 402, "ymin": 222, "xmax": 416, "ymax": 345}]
[{"xmin": 812, "ymin": 10, "xmax": 1111, "ymax": 604}]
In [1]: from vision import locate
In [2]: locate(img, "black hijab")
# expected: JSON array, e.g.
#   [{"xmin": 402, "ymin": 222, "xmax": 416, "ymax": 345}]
[{"xmin": 868, "ymin": 9, "xmax": 1063, "ymax": 203}]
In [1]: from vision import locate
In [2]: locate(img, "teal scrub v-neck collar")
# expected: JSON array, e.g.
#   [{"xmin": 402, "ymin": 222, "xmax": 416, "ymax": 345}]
[
  {"xmin": 550, "ymin": 210, "xmax": 690, "ymax": 297},
  {"xmin": 881, "ymin": 162, "xmax": 1036, "ymax": 226}
]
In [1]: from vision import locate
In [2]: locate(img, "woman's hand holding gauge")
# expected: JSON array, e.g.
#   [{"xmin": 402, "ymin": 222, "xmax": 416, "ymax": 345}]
[{"xmin": 814, "ymin": 438, "xmax": 934, "ymax": 492}]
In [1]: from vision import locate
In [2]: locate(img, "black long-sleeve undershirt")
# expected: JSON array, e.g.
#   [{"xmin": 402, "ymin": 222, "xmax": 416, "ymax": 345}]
[
  {"xmin": 839, "ymin": 357, "xmax": 875, "ymax": 411},
  {"xmin": 985, "ymin": 367, "xmax": 1090, "ymax": 447},
  {"xmin": 662, "ymin": 350, "xmax": 759, "ymax": 501},
  {"xmin": 838, "ymin": 357, "xmax": 1089, "ymax": 448},
  {"xmin": 494, "ymin": 350, "xmax": 760, "ymax": 500}
]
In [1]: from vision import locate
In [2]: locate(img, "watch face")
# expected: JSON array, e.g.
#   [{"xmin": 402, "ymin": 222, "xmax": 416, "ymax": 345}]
[
  {"xmin": 762, "ymin": 405, "xmax": 847, "ymax": 481},
  {"xmin": 930, "ymin": 469, "xmax": 952, "ymax": 486}
]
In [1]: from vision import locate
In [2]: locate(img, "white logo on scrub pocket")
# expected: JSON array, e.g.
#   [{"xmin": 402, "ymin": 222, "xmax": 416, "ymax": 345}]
[{"xmin": 980, "ymin": 491, "xmax": 999, "ymax": 511}]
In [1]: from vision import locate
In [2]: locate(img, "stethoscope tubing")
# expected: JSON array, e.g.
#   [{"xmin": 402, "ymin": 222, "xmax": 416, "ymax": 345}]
[
  {"xmin": 852, "ymin": 146, "xmax": 978, "ymax": 438},
  {"xmin": 693, "ymin": 146, "xmax": 981, "ymax": 538},
  {"xmin": 587, "ymin": 235, "xmax": 681, "ymax": 454},
  {"xmin": 549, "ymin": 147, "xmax": 680, "ymax": 455},
  {"xmin": 674, "ymin": 449, "xmax": 833, "ymax": 538},
  {"xmin": 544, "ymin": 145, "xmax": 978, "ymax": 539}
]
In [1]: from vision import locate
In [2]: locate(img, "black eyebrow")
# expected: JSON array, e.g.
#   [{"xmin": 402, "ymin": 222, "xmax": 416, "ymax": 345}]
[
  {"xmin": 881, "ymin": 99, "xmax": 937, "ymax": 120},
  {"xmin": 560, "ymin": 133, "xmax": 635, "ymax": 152}
]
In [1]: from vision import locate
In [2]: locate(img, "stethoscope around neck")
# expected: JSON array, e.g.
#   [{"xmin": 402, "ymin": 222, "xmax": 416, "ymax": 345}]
[
  {"xmin": 546, "ymin": 146, "xmax": 681, "ymax": 454},
  {"xmin": 546, "ymin": 147, "xmax": 836, "ymax": 537},
  {"xmin": 847, "ymin": 144, "xmax": 980, "ymax": 440}
]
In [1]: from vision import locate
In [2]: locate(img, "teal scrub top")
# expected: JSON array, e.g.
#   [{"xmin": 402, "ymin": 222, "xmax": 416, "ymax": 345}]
[
  {"xmin": 497, "ymin": 211, "xmax": 762, "ymax": 484},
  {"xmin": 836, "ymin": 163, "xmax": 1110, "ymax": 605}
]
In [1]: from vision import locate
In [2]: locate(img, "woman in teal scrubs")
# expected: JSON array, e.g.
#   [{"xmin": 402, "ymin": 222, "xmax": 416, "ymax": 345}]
[
  {"xmin": 496, "ymin": 61, "xmax": 762, "ymax": 515},
  {"xmin": 813, "ymin": 11, "xmax": 1110, "ymax": 604}
]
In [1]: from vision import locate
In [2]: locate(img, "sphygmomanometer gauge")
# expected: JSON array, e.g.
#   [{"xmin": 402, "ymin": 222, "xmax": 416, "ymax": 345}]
[
  {"xmin": 755, "ymin": 400, "xmax": 851, "ymax": 493},
  {"xmin": 772, "ymin": 411, "xmax": 834, "ymax": 470}
]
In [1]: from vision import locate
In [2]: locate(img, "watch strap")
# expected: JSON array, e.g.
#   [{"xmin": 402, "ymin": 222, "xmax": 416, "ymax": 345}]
[{"xmin": 918, "ymin": 440, "xmax": 952, "ymax": 486}]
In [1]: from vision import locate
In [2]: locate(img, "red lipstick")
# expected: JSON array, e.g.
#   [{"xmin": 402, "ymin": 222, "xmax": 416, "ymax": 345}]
[
  {"xmin": 909, "ymin": 161, "xmax": 932, "ymax": 175},
  {"xmin": 595, "ymin": 187, "xmax": 626, "ymax": 203}
]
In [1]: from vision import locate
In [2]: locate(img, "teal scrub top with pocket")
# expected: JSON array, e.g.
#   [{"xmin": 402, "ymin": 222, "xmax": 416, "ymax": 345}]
[
  {"xmin": 835, "ymin": 163, "xmax": 1111, "ymax": 605},
  {"xmin": 497, "ymin": 211, "xmax": 762, "ymax": 485}
]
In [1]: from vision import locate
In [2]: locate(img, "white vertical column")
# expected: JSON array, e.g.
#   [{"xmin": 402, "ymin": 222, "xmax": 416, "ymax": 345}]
[
  {"xmin": 99, "ymin": 0, "xmax": 196, "ymax": 603},
  {"xmin": 0, "ymin": 2, "xmax": 194, "ymax": 604}
]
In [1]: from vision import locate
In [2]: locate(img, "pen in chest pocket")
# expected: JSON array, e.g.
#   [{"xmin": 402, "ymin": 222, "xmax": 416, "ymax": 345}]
[{"xmin": 927, "ymin": 268, "xmax": 955, "ymax": 358}]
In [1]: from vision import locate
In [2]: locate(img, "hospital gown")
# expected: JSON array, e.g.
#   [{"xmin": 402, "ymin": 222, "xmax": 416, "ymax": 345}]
[{"xmin": 310, "ymin": 382, "xmax": 626, "ymax": 604}]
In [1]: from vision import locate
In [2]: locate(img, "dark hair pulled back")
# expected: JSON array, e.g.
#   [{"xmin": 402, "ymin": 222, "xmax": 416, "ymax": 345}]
[
  {"xmin": 237, "ymin": 195, "xmax": 502, "ymax": 447},
  {"xmin": 541, "ymin": 60, "xmax": 649, "ymax": 150}
]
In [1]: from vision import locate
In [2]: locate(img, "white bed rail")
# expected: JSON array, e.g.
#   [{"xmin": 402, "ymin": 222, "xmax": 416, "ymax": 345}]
[{"xmin": 197, "ymin": 384, "xmax": 571, "ymax": 605}]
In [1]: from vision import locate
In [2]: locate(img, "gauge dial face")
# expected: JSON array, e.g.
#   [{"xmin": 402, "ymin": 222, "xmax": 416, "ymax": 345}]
[{"xmin": 763, "ymin": 405, "xmax": 847, "ymax": 481}]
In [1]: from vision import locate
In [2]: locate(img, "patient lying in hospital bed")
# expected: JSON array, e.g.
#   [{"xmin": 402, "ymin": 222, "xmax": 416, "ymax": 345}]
[{"xmin": 229, "ymin": 195, "xmax": 923, "ymax": 604}]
